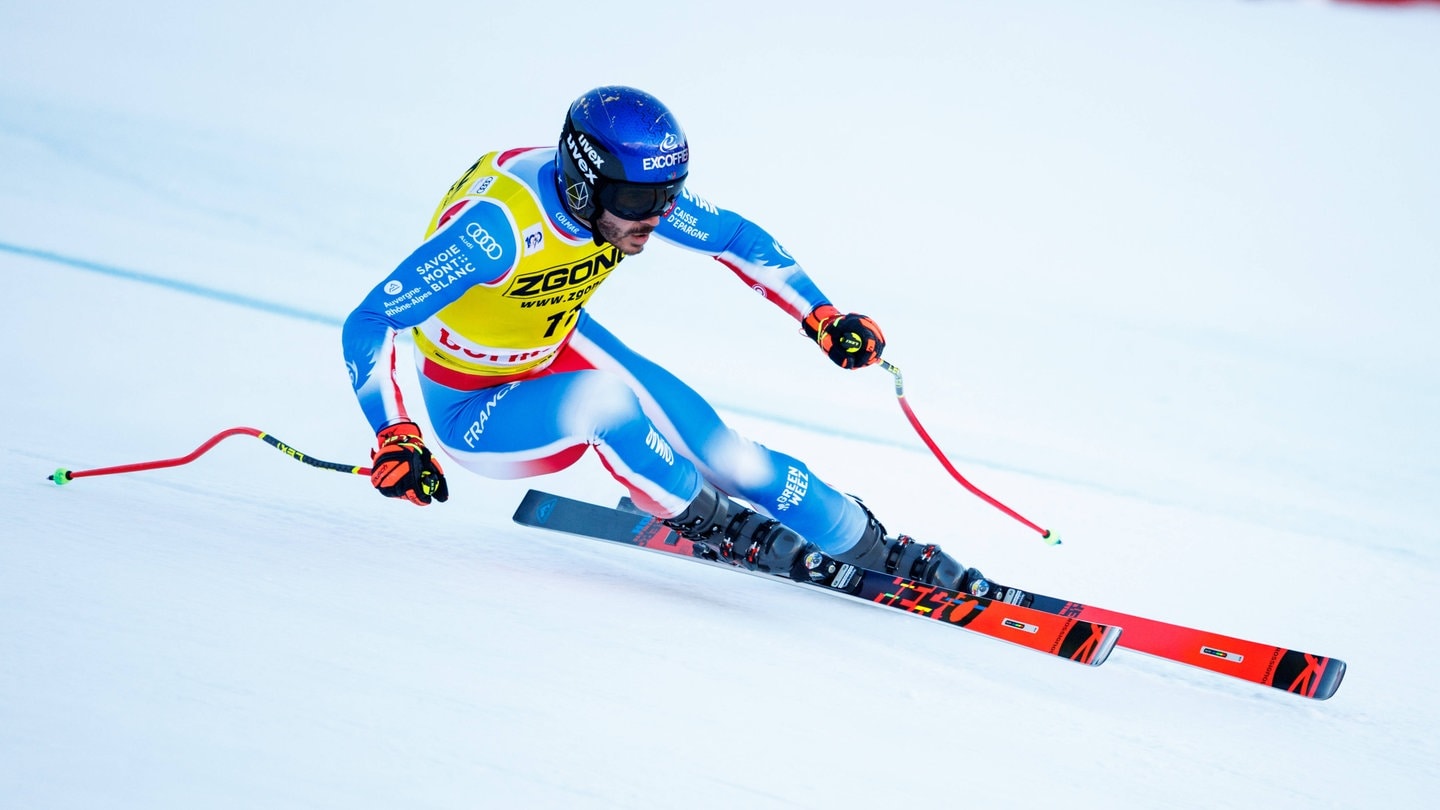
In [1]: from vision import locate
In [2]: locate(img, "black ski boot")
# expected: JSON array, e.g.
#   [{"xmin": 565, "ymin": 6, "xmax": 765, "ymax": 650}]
[
  {"xmin": 832, "ymin": 500, "xmax": 989, "ymax": 594},
  {"xmin": 664, "ymin": 484, "xmax": 809, "ymax": 578}
]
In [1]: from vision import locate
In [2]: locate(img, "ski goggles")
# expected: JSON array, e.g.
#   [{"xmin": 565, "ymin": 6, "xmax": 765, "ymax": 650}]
[{"xmin": 598, "ymin": 176, "xmax": 686, "ymax": 221}]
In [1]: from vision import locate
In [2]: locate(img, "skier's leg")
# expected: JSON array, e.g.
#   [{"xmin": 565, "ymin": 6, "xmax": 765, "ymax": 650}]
[
  {"xmin": 565, "ymin": 313, "xmax": 981, "ymax": 589},
  {"xmin": 566, "ymin": 312, "xmax": 862, "ymax": 547},
  {"xmin": 418, "ymin": 368, "xmax": 700, "ymax": 518},
  {"xmin": 418, "ymin": 363, "xmax": 808, "ymax": 576}
]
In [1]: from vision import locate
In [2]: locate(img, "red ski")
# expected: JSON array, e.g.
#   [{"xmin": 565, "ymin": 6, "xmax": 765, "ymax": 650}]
[
  {"xmin": 512, "ymin": 490, "xmax": 1119, "ymax": 667},
  {"xmin": 988, "ymin": 587, "xmax": 1346, "ymax": 700}
]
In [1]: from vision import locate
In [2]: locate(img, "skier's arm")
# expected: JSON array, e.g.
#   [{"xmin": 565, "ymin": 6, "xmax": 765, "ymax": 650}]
[
  {"xmin": 342, "ymin": 199, "xmax": 519, "ymax": 431},
  {"xmin": 655, "ymin": 188, "xmax": 828, "ymax": 319},
  {"xmin": 655, "ymin": 188, "xmax": 884, "ymax": 368}
]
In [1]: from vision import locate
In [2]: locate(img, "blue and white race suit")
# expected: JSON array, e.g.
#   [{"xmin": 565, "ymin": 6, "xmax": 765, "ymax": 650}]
[{"xmin": 342, "ymin": 147, "xmax": 868, "ymax": 553}]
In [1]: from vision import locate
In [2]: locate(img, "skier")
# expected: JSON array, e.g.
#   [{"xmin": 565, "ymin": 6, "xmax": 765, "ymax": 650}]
[{"xmin": 342, "ymin": 86, "xmax": 986, "ymax": 592}]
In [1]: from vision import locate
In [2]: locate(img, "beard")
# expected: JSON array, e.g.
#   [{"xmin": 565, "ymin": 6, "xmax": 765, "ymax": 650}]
[{"xmin": 595, "ymin": 212, "xmax": 655, "ymax": 254}]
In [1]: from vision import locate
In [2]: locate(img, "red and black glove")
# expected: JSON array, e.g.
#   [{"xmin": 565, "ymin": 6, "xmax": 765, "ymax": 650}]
[
  {"xmin": 370, "ymin": 421, "xmax": 449, "ymax": 506},
  {"xmin": 802, "ymin": 304, "xmax": 886, "ymax": 369}
]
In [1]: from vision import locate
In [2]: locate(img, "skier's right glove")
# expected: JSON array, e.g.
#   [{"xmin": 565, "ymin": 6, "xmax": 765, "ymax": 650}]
[{"xmin": 370, "ymin": 421, "xmax": 449, "ymax": 506}]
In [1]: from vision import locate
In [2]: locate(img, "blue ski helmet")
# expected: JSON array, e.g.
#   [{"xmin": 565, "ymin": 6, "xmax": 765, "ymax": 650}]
[{"xmin": 556, "ymin": 86, "xmax": 688, "ymax": 222}]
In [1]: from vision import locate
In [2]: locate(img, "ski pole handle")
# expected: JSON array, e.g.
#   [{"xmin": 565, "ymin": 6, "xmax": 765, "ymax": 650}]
[
  {"xmin": 879, "ymin": 360, "xmax": 1060, "ymax": 545},
  {"xmin": 48, "ymin": 427, "xmax": 371, "ymax": 485}
]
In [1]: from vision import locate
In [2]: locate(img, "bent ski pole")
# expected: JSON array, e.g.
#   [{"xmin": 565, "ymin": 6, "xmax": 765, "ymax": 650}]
[
  {"xmin": 48, "ymin": 426, "xmax": 371, "ymax": 485},
  {"xmin": 880, "ymin": 360, "xmax": 1060, "ymax": 545}
]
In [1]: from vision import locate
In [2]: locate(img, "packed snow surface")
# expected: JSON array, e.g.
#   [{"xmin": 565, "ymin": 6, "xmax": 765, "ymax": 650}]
[{"xmin": 3, "ymin": 2, "xmax": 1437, "ymax": 807}]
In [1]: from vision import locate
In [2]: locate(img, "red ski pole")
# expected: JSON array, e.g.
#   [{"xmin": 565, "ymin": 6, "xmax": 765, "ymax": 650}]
[
  {"xmin": 880, "ymin": 360, "xmax": 1060, "ymax": 545},
  {"xmin": 48, "ymin": 427, "xmax": 371, "ymax": 485}
]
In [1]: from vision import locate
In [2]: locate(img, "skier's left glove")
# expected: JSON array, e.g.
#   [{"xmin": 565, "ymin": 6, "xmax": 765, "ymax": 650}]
[
  {"xmin": 370, "ymin": 421, "xmax": 450, "ymax": 506},
  {"xmin": 802, "ymin": 304, "xmax": 886, "ymax": 369}
]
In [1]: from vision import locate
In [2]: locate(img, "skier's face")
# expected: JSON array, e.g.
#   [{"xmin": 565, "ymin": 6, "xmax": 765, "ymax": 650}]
[{"xmin": 595, "ymin": 209, "xmax": 659, "ymax": 255}]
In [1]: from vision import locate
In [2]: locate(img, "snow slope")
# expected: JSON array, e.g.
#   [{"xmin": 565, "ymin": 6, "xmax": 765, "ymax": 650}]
[{"xmin": 3, "ymin": 1, "xmax": 1438, "ymax": 807}]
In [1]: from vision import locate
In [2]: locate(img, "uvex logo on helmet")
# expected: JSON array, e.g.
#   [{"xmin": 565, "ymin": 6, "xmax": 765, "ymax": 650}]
[{"xmin": 564, "ymin": 132, "xmax": 606, "ymax": 184}]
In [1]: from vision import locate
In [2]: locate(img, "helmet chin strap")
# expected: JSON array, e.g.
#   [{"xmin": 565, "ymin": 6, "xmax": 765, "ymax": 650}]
[
  {"xmin": 583, "ymin": 198, "xmax": 616, "ymax": 248},
  {"xmin": 589, "ymin": 209, "xmax": 607, "ymax": 247},
  {"xmin": 572, "ymin": 201, "xmax": 611, "ymax": 248}
]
